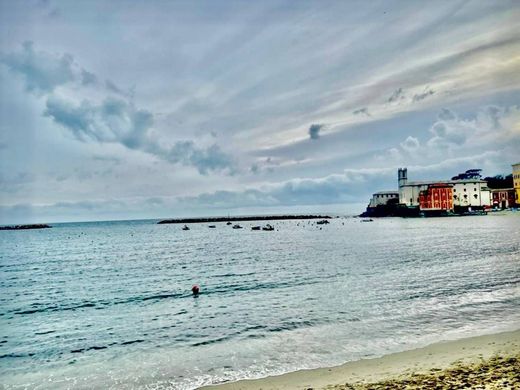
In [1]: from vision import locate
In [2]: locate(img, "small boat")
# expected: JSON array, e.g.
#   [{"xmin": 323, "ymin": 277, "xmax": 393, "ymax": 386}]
[
  {"xmin": 208, "ymin": 225, "xmax": 216, "ymax": 228},
  {"xmin": 262, "ymin": 224, "xmax": 274, "ymax": 231},
  {"xmin": 251, "ymin": 226, "xmax": 261, "ymax": 230},
  {"xmin": 316, "ymin": 219, "xmax": 330, "ymax": 225},
  {"xmin": 361, "ymin": 218, "xmax": 373, "ymax": 222},
  {"xmin": 226, "ymin": 221, "xmax": 232, "ymax": 225},
  {"xmin": 232, "ymin": 224, "xmax": 243, "ymax": 229},
  {"xmin": 182, "ymin": 225, "xmax": 190, "ymax": 230}
]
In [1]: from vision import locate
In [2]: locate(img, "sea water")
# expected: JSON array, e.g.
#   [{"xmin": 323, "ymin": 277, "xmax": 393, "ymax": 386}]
[{"xmin": 1, "ymin": 215, "xmax": 519, "ymax": 389}]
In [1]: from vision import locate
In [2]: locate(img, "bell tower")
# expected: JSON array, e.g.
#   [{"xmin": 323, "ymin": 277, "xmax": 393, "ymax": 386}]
[{"xmin": 398, "ymin": 167, "xmax": 408, "ymax": 188}]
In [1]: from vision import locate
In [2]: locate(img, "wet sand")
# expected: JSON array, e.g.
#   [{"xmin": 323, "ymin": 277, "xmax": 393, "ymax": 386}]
[{"xmin": 202, "ymin": 329, "xmax": 520, "ymax": 390}]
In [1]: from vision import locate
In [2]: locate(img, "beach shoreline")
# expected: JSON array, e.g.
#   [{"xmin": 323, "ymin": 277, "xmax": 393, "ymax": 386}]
[{"xmin": 201, "ymin": 329, "xmax": 520, "ymax": 389}]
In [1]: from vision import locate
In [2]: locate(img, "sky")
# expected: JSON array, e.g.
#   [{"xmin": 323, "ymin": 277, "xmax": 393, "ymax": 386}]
[{"xmin": 0, "ymin": 0, "xmax": 519, "ymax": 223}]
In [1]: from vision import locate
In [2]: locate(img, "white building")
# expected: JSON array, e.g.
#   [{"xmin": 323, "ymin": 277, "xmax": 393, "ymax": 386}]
[
  {"xmin": 368, "ymin": 191, "xmax": 399, "ymax": 208},
  {"xmin": 451, "ymin": 180, "xmax": 490, "ymax": 208},
  {"xmin": 397, "ymin": 168, "xmax": 491, "ymax": 209}
]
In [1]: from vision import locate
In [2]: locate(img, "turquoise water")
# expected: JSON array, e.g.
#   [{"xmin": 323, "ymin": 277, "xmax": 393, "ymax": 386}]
[{"xmin": 1, "ymin": 215, "xmax": 519, "ymax": 389}]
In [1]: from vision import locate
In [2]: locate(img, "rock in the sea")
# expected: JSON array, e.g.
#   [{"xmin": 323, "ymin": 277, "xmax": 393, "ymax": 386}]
[{"xmin": 0, "ymin": 224, "xmax": 51, "ymax": 231}]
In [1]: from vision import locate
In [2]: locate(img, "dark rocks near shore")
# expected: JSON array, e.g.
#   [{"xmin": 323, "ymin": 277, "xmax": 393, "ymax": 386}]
[
  {"xmin": 360, "ymin": 204, "xmax": 419, "ymax": 218},
  {"xmin": 0, "ymin": 224, "xmax": 51, "ymax": 231},
  {"xmin": 316, "ymin": 219, "xmax": 330, "ymax": 225}
]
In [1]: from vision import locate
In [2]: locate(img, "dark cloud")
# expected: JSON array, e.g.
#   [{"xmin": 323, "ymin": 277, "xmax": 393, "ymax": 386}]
[
  {"xmin": 0, "ymin": 41, "xmax": 75, "ymax": 93},
  {"xmin": 44, "ymin": 96, "xmax": 235, "ymax": 175},
  {"xmin": 44, "ymin": 96, "xmax": 151, "ymax": 146},
  {"xmin": 105, "ymin": 79, "xmax": 128, "ymax": 96},
  {"xmin": 81, "ymin": 69, "xmax": 97, "ymax": 85},
  {"xmin": 413, "ymin": 88, "xmax": 435, "ymax": 102},
  {"xmin": 308, "ymin": 123, "xmax": 323, "ymax": 140},
  {"xmin": 55, "ymin": 174, "xmax": 68, "ymax": 182},
  {"xmin": 437, "ymin": 108, "xmax": 456, "ymax": 121},
  {"xmin": 387, "ymin": 87, "xmax": 404, "ymax": 103},
  {"xmin": 353, "ymin": 107, "xmax": 371, "ymax": 116},
  {"xmin": 166, "ymin": 141, "xmax": 236, "ymax": 175}
]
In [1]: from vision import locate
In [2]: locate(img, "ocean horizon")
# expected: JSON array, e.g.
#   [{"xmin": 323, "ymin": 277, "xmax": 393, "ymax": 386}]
[{"xmin": 1, "ymin": 214, "xmax": 519, "ymax": 389}]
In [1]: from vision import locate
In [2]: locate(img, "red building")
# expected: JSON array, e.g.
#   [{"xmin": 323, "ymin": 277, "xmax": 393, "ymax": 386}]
[
  {"xmin": 419, "ymin": 183, "xmax": 454, "ymax": 211},
  {"xmin": 490, "ymin": 189, "xmax": 516, "ymax": 209}
]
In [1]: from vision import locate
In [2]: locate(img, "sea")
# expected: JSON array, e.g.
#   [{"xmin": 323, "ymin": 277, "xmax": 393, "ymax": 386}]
[{"xmin": 1, "ymin": 214, "xmax": 519, "ymax": 389}]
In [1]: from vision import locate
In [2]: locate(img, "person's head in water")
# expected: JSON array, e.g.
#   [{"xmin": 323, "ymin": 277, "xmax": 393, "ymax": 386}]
[{"xmin": 191, "ymin": 284, "xmax": 200, "ymax": 296}]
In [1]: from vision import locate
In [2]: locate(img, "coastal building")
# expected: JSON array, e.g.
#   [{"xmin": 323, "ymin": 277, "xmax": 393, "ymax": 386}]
[
  {"xmin": 490, "ymin": 189, "xmax": 516, "ymax": 209},
  {"xmin": 513, "ymin": 163, "xmax": 520, "ymax": 205},
  {"xmin": 360, "ymin": 190, "xmax": 400, "ymax": 217},
  {"xmin": 419, "ymin": 183, "xmax": 453, "ymax": 212},
  {"xmin": 451, "ymin": 180, "xmax": 491, "ymax": 211},
  {"xmin": 397, "ymin": 168, "xmax": 424, "ymax": 206},
  {"xmin": 397, "ymin": 168, "xmax": 491, "ymax": 211},
  {"xmin": 362, "ymin": 166, "xmax": 512, "ymax": 217},
  {"xmin": 368, "ymin": 191, "xmax": 399, "ymax": 208}
]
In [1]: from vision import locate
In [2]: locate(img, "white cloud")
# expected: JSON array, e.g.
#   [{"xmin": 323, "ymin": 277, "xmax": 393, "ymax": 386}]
[
  {"xmin": 44, "ymin": 95, "xmax": 236, "ymax": 175},
  {"xmin": 400, "ymin": 136, "xmax": 420, "ymax": 152},
  {"xmin": 0, "ymin": 41, "xmax": 75, "ymax": 94}
]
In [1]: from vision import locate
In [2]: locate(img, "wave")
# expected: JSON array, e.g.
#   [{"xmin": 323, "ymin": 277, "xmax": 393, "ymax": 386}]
[
  {"xmin": 9, "ymin": 292, "xmax": 187, "ymax": 316},
  {"xmin": 8, "ymin": 277, "xmax": 323, "ymax": 317}
]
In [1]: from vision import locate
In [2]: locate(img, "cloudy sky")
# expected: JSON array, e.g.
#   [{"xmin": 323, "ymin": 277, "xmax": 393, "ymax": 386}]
[{"xmin": 1, "ymin": 0, "xmax": 519, "ymax": 223}]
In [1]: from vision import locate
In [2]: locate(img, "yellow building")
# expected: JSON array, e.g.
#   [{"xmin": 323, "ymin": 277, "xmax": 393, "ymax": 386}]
[{"xmin": 513, "ymin": 163, "xmax": 520, "ymax": 205}]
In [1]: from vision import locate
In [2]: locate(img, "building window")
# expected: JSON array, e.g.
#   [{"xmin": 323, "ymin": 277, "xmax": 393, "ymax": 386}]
[
  {"xmin": 454, "ymin": 195, "xmax": 458, "ymax": 199},
  {"xmin": 464, "ymin": 194, "xmax": 468, "ymax": 199},
  {"xmin": 464, "ymin": 188, "xmax": 467, "ymax": 192},
  {"xmin": 474, "ymin": 194, "xmax": 478, "ymax": 199}
]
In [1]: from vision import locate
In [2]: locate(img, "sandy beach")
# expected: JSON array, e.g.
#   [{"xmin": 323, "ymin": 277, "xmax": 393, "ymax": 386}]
[{"xmin": 202, "ymin": 329, "xmax": 520, "ymax": 390}]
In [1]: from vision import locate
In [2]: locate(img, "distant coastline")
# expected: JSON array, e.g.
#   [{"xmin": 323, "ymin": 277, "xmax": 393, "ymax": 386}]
[
  {"xmin": 0, "ymin": 224, "xmax": 51, "ymax": 230},
  {"xmin": 158, "ymin": 215, "xmax": 332, "ymax": 224}
]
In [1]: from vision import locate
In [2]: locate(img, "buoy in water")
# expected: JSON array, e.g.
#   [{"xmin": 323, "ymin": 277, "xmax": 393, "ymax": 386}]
[{"xmin": 191, "ymin": 285, "xmax": 200, "ymax": 296}]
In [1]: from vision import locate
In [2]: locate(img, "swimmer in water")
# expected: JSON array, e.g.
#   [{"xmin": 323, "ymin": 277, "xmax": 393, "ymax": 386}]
[{"xmin": 191, "ymin": 284, "xmax": 200, "ymax": 297}]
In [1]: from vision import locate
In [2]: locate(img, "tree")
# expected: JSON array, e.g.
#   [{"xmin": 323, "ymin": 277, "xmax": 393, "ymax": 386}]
[
  {"xmin": 451, "ymin": 169, "xmax": 482, "ymax": 180},
  {"xmin": 484, "ymin": 174, "xmax": 513, "ymax": 189}
]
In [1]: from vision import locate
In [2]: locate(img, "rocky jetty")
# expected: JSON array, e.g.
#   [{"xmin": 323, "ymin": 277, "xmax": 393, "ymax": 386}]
[
  {"xmin": 158, "ymin": 215, "xmax": 332, "ymax": 224},
  {"xmin": 0, "ymin": 224, "xmax": 51, "ymax": 230}
]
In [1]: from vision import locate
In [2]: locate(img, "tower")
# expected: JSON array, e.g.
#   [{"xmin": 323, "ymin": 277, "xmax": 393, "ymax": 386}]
[{"xmin": 398, "ymin": 167, "xmax": 408, "ymax": 188}]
